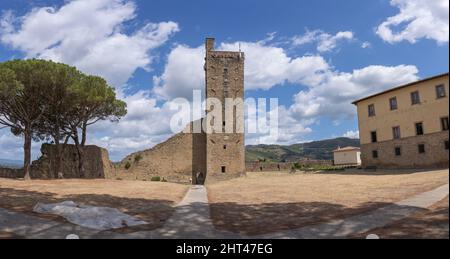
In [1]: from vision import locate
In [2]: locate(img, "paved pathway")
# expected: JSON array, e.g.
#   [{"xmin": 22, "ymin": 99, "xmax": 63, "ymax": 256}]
[
  {"xmin": 0, "ymin": 184, "xmax": 448, "ymax": 239},
  {"xmin": 255, "ymin": 184, "xmax": 449, "ymax": 239}
]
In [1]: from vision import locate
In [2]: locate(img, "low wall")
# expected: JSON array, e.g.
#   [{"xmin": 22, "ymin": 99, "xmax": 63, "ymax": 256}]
[
  {"xmin": 30, "ymin": 144, "xmax": 114, "ymax": 179},
  {"xmin": 246, "ymin": 160, "xmax": 333, "ymax": 172},
  {"xmin": 113, "ymin": 132, "xmax": 200, "ymax": 184},
  {"xmin": 0, "ymin": 167, "xmax": 24, "ymax": 179}
]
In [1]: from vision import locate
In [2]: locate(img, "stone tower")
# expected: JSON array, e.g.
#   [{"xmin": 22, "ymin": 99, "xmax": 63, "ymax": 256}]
[{"xmin": 204, "ymin": 38, "xmax": 245, "ymax": 183}]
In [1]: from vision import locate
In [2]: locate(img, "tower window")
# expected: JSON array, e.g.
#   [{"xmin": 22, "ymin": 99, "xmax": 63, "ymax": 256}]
[
  {"xmin": 445, "ymin": 141, "xmax": 449, "ymax": 150},
  {"xmin": 221, "ymin": 166, "xmax": 226, "ymax": 173},
  {"xmin": 223, "ymin": 145, "xmax": 227, "ymax": 150}
]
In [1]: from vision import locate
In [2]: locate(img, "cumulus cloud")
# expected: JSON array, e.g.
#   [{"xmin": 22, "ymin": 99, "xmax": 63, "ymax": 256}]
[
  {"xmin": 376, "ymin": 0, "xmax": 449, "ymax": 44},
  {"xmin": 292, "ymin": 30, "xmax": 354, "ymax": 52},
  {"xmin": 154, "ymin": 40, "xmax": 330, "ymax": 99},
  {"xmin": 343, "ymin": 130, "xmax": 360, "ymax": 139},
  {"xmin": 0, "ymin": 130, "xmax": 41, "ymax": 160},
  {"xmin": 150, "ymin": 37, "xmax": 419, "ymax": 147},
  {"xmin": 87, "ymin": 90, "xmax": 193, "ymax": 160},
  {"xmin": 0, "ymin": 0, "xmax": 179, "ymax": 87},
  {"xmin": 153, "ymin": 45, "xmax": 205, "ymax": 100},
  {"xmin": 361, "ymin": 41, "xmax": 371, "ymax": 49},
  {"xmin": 288, "ymin": 65, "xmax": 419, "ymax": 120}
]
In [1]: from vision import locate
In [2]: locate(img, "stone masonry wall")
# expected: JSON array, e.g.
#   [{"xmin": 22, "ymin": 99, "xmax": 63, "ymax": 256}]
[
  {"xmin": 114, "ymin": 131, "xmax": 206, "ymax": 184},
  {"xmin": 205, "ymin": 38, "xmax": 246, "ymax": 184},
  {"xmin": 0, "ymin": 167, "xmax": 24, "ymax": 179},
  {"xmin": 361, "ymin": 131, "xmax": 449, "ymax": 169},
  {"xmin": 30, "ymin": 144, "xmax": 114, "ymax": 179}
]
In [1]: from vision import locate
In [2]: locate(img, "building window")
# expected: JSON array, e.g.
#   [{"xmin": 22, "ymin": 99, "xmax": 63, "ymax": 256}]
[
  {"xmin": 392, "ymin": 126, "xmax": 401, "ymax": 139},
  {"xmin": 371, "ymin": 131, "xmax": 378, "ymax": 143},
  {"xmin": 441, "ymin": 117, "xmax": 449, "ymax": 131},
  {"xmin": 368, "ymin": 104, "xmax": 376, "ymax": 117},
  {"xmin": 445, "ymin": 140, "xmax": 449, "ymax": 150},
  {"xmin": 411, "ymin": 91, "xmax": 421, "ymax": 105},
  {"xmin": 389, "ymin": 97, "xmax": 398, "ymax": 110},
  {"xmin": 223, "ymin": 145, "xmax": 227, "ymax": 150},
  {"xmin": 372, "ymin": 150, "xmax": 378, "ymax": 159},
  {"xmin": 415, "ymin": 122, "xmax": 424, "ymax": 136},
  {"xmin": 395, "ymin": 147, "xmax": 402, "ymax": 156},
  {"xmin": 436, "ymin": 84, "xmax": 446, "ymax": 99},
  {"xmin": 418, "ymin": 144, "xmax": 426, "ymax": 154},
  {"xmin": 221, "ymin": 166, "xmax": 226, "ymax": 173}
]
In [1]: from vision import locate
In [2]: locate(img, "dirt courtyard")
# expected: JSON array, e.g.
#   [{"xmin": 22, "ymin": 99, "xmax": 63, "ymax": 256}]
[
  {"xmin": 207, "ymin": 169, "xmax": 449, "ymax": 236},
  {"xmin": 0, "ymin": 179, "xmax": 189, "ymax": 232}
]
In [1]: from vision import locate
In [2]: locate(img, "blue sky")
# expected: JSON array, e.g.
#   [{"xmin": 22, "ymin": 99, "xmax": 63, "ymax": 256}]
[{"xmin": 0, "ymin": 0, "xmax": 448, "ymax": 161}]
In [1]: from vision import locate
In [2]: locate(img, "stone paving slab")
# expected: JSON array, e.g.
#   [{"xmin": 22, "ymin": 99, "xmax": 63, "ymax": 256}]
[{"xmin": 0, "ymin": 208, "xmax": 100, "ymax": 239}]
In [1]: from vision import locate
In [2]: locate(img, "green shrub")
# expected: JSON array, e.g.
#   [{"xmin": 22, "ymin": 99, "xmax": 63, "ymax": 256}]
[
  {"xmin": 124, "ymin": 161, "xmax": 131, "ymax": 170},
  {"xmin": 134, "ymin": 154, "xmax": 143, "ymax": 163},
  {"xmin": 151, "ymin": 176, "xmax": 161, "ymax": 182}
]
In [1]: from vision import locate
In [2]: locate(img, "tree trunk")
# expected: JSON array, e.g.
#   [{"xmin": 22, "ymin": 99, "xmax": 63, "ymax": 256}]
[
  {"xmin": 54, "ymin": 124, "xmax": 63, "ymax": 179},
  {"xmin": 81, "ymin": 121, "xmax": 87, "ymax": 147},
  {"xmin": 23, "ymin": 128, "xmax": 32, "ymax": 180},
  {"xmin": 72, "ymin": 127, "xmax": 85, "ymax": 178}
]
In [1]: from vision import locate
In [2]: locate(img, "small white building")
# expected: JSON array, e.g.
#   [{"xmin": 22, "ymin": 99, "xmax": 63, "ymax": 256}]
[{"xmin": 333, "ymin": 146, "xmax": 361, "ymax": 166}]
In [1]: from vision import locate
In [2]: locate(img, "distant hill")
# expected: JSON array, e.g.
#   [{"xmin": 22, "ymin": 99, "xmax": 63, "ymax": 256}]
[
  {"xmin": 0, "ymin": 159, "xmax": 23, "ymax": 169},
  {"xmin": 246, "ymin": 137, "xmax": 360, "ymax": 162}
]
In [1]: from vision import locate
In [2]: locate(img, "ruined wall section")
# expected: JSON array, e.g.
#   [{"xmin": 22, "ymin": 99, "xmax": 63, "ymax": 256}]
[
  {"xmin": 30, "ymin": 144, "xmax": 114, "ymax": 179},
  {"xmin": 114, "ymin": 127, "xmax": 206, "ymax": 184}
]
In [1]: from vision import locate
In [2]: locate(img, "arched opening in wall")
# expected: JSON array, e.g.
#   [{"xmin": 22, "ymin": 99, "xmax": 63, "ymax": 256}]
[{"xmin": 221, "ymin": 166, "xmax": 226, "ymax": 173}]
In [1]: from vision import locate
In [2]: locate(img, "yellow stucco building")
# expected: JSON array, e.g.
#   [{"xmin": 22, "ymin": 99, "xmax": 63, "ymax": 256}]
[{"xmin": 353, "ymin": 73, "xmax": 449, "ymax": 169}]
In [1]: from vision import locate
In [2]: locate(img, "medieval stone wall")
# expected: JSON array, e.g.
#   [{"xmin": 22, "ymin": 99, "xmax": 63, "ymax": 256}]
[
  {"xmin": 30, "ymin": 144, "xmax": 114, "ymax": 179},
  {"xmin": 113, "ymin": 130, "xmax": 207, "ymax": 184},
  {"xmin": 246, "ymin": 160, "xmax": 333, "ymax": 172},
  {"xmin": 0, "ymin": 167, "xmax": 24, "ymax": 179}
]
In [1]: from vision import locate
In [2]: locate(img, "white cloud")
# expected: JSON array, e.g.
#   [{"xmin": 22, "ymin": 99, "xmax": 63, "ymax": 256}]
[
  {"xmin": 0, "ymin": 130, "xmax": 41, "ymax": 161},
  {"xmin": 361, "ymin": 41, "xmax": 371, "ymax": 49},
  {"xmin": 154, "ymin": 40, "xmax": 330, "ymax": 99},
  {"xmin": 343, "ymin": 130, "xmax": 360, "ymax": 139},
  {"xmin": 151, "ymin": 38, "xmax": 419, "ymax": 148},
  {"xmin": 153, "ymin": 45, "xmax": 205, "ymax": 100},
  {"xmin": 292, "ymin": 30, "xmax": 354, "ymax": 52},
  {"xmin": 288, "ymin": 65, "xmax": 419, "ymax": 120},
  {"xmin": 376, "ymin": 0, "xmax": 449, "ymax": 44},
  {"xmin": 0, "ymin": 0, "xmax": 179, "ymax": 88},
  {"xmin": 88, "ymin": 90, "xmax": 189, "ymax": 160}
]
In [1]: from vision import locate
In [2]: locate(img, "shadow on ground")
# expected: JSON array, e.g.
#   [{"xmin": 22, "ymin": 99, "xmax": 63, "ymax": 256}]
[
  {"xmin": 209, "ymin": 201, "xmax": 439, "ymax": 237},
  {"xmin": 350, "ymin": 196, "xmax": 449, "ymax": 239},
  {"xmin": 0, "ymin": 187, "xmax": 177, "ymax": 234},
  {"xmin": 315, "ymin": 168, "xmax": 448, "ymax": 176}
]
